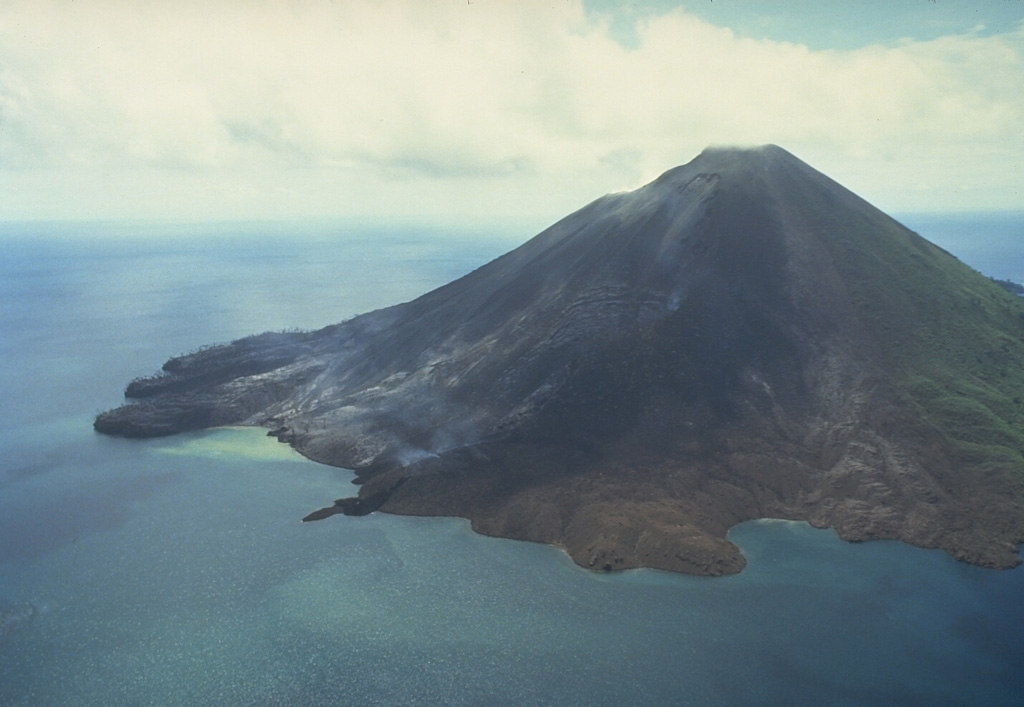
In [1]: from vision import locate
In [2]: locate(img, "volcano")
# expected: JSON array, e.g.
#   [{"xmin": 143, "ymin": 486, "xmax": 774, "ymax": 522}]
[{"xmin": 95, "ymin": 145, "xmax": 1024, "ymax": 575}]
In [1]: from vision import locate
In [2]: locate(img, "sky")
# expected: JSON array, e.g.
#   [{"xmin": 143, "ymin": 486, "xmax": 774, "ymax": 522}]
[{"xmin": 1, "ymin": 0, "xmax": 1022, "ymax": 229}]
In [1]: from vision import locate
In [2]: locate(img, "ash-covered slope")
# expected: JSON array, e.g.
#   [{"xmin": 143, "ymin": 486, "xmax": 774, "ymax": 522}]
[{"xmin": 96, "ymin": 145, "xmax": 1024, "ymax": 575}]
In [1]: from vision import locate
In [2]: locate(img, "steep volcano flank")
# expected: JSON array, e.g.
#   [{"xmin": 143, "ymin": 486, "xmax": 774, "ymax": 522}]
[
  {"xmin": 764, "ymin": 150, "xmax": 1024, "ymax": 489},
  {"xmin": 94, "ymin": 145, "xmax": 1024, "ymax": 576},
  {"xmin": 520, "ymin": 175, "xmax": 806, "ymax": 444}
]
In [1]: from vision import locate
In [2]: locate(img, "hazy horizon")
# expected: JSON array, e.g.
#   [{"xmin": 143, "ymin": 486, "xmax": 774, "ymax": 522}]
[
  {"xmin": 2, "ymin": 195, "xmax": 1022, "ymax": 230},
  {"xmin": 1, "ymin": 1, "xmax": 1022, "ymax": 230}
]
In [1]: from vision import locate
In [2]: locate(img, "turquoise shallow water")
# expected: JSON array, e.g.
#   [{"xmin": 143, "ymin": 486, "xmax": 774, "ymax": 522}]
[{"xmin": 1, "ymin": 217, "xmax": 1023, "ymax": 705}]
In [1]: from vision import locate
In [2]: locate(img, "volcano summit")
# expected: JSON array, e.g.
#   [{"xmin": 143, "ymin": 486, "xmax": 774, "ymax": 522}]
[{"xmin": 96, "ymin": 146, "xmax": 1024, "ymax": 575}]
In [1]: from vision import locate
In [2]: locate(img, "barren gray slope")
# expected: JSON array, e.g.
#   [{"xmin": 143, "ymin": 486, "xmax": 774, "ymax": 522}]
[{"xmin": 96, "ymin": 145, "xmax": 1024, "ymax": 575}]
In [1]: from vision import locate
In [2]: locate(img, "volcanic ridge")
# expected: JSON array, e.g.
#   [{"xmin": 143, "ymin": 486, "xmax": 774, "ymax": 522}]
[{"xmin": 95, "ymin": 145, "xmax": 1024, "ymax": 576}]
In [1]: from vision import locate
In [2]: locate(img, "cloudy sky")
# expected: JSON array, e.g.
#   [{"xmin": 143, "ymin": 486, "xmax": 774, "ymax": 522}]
[{"xmin": 1, "ymin": 0, "xmax": 1021, "ymax": 228}]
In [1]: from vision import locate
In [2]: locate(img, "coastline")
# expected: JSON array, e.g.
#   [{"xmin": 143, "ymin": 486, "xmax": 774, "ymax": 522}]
[{"xmin": 279, "ymin": 425, "xmax": 1022, "ymax": 577}]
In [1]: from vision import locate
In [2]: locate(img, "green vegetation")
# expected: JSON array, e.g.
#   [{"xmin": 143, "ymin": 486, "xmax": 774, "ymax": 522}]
[
  {"xmin": 831, "ymin": 216, "xmax": 1024, "ymax": 485},
  {"xmin": 992, "ymin": 278, "xmax": 1024, "ymax": 297}
]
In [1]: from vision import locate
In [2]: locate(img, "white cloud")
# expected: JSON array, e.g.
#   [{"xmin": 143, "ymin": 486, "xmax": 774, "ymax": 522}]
[{"xmin": 0, "ymin": 0, "xmax": 1021, "ymax": 224}]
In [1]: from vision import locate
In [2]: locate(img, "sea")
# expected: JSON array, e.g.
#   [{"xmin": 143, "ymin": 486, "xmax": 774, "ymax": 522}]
[{"xmin": 1, "ymin": 213, "xmax": 1022, "ymax": 706}]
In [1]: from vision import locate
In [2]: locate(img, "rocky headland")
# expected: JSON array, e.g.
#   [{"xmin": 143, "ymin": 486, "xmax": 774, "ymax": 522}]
[{"xmin": 95, "ymin": 145, "xmax": 1024, "ymax": 575}]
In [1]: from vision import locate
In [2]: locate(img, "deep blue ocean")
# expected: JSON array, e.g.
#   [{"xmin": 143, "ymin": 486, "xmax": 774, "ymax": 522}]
[{"xmin": 1, "ymin": 213, "xmax": 1022, "ymax": 706}]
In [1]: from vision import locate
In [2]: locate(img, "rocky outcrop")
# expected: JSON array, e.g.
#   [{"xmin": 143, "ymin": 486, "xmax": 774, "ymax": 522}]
[{"xmin": 95, "ymin": 145, "xmax": 1024, "ymax": 575}]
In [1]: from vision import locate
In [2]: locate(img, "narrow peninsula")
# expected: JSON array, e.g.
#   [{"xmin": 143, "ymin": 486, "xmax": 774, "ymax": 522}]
[{"xmin": 96, "ymin": 146, "xmax": 1024, "ymax": 576}]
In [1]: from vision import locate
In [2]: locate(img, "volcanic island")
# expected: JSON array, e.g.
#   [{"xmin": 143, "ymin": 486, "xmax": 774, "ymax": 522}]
[{"xmin": 95, "ymin": 145, "xmax": 1024, "ymax": 576}]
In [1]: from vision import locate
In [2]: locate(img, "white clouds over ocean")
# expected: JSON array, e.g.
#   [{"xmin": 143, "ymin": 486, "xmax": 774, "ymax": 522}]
[{"xmin": 1, "ymin": 0, "xmax": 1021, "ymax": 224}]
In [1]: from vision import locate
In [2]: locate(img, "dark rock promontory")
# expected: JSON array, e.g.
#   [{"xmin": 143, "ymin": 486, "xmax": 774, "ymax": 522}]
[{"xmin": 95, "ymin": 145, "xmax": 1024, "ymax": 575}]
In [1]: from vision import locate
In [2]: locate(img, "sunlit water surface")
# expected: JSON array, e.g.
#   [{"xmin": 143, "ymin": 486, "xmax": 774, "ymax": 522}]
[{"xmin": 1, "ymin": 216, "xmax": 1022, "ymax": 705}]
